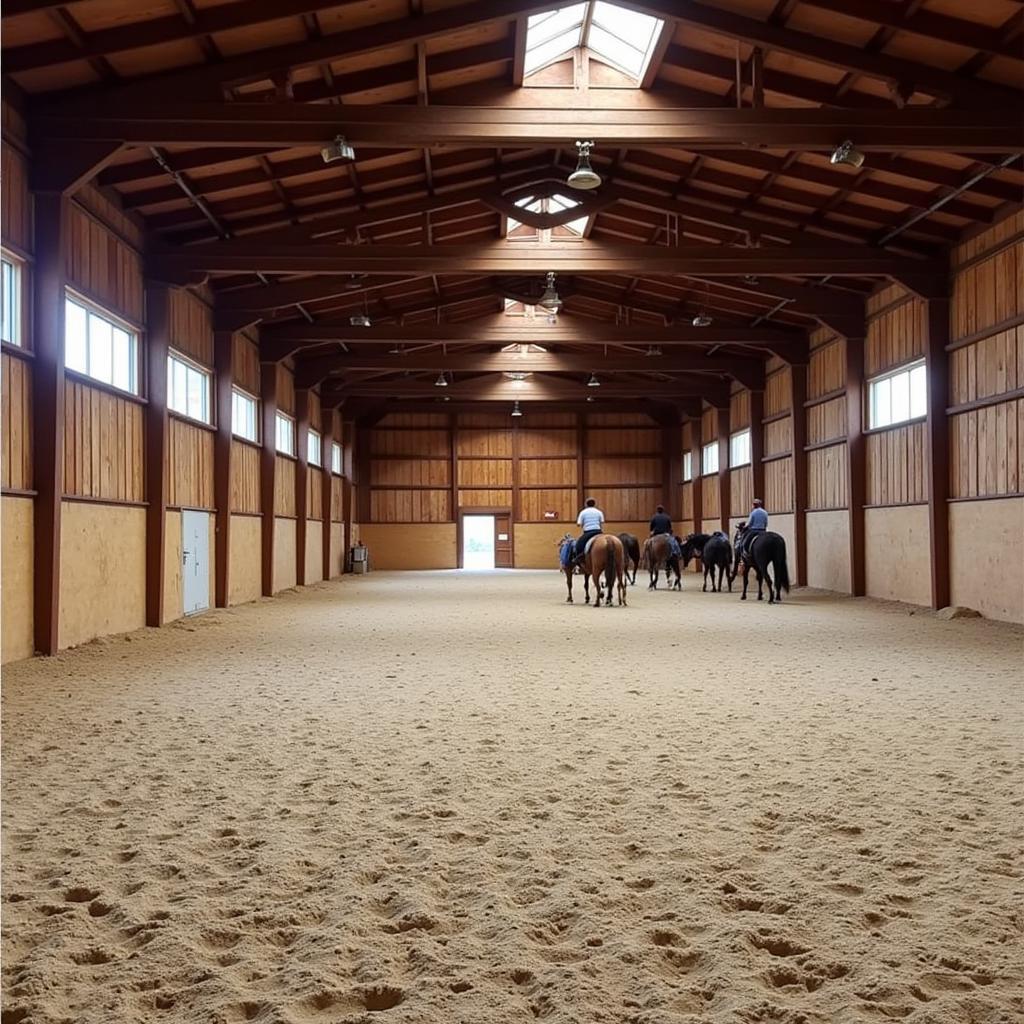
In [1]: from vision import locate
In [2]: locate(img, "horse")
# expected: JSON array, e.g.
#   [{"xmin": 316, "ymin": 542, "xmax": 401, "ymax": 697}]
[
  {"xmin": 733, "ymin": 525, "xmax": 791, "ymax": 604},
  {"xmin": 618, "ymin": 532, "xmax": 641, "ymax": 585},
  {"xmin": 558, "ymin": 533, "xmax": 627, "ymax": 607},
  {"xmin": 682, "ymin": 531, "xmax": 735, "ymax": 593},
  {"xmin": 641, "ymin": 533, "xmax": 682, "ymax": 591}
]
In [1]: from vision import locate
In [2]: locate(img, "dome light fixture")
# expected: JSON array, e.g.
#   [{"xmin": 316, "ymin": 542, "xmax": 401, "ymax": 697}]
[
  {"xmin": 538, "ymin": 271, "xmax": 562, "ymax": 313},
  {"xmin": 830, "ymin": 139, "xmax": 865, "ymax": 169},
  {"xmin": 434, "ymin": 373, "xmax": 448, "ymax": 387},
  {"xmin": 587, "ymin": 372, "xmax": 601, "ymax": 388},
  {"xmin": 567, "ymin": 140, "xmax": 601, "ymax": 191},
  {"xmin": 349, "ymin": 312, "xmax": 371, "ymax": 327},
  {"xmin": 691, "ymin": 313, "xmax": 713, "ymax": 328},
  {"xmin": 645, "ymin": 345, "xmax": 662, "ymax": 357},
  {"xmin": 321, "ymin": 135, "xmax": 356, "ymax": 164},
  {"xmin": 511, "ymin": 400, "xmax": 523, "ymax": 418}
]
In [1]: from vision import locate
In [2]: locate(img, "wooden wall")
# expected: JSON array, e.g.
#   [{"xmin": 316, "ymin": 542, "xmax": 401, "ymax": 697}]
[
  {"xmin": 729, "ymin": 386, "xmax": 752, "ymax": 516},
  {"xmin": 807, "ymin": 328, "xmax": 848, "ymax": 510},
  {"xmin": 764, "ymin": 358, "xmax": 794, "ymax": 514},
  {"xmin": 231, "ymin": 333, "xmax": 261, "ymax": 515},
  {"xmin": 2, "ymin": 353, "xmax": 32, "ymax": 492}
]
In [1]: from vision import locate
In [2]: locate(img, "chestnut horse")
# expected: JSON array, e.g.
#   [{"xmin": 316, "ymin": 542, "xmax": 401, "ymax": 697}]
[
  {"xmin": 641, "ymin": 534, "xmax": 682, "ymax": 591},
  {"xmin": 559, "ymin": 533, "xmax": 627, "ymax": 607}
]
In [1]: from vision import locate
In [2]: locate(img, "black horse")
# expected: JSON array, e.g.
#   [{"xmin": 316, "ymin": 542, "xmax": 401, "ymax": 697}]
[
  {"xmin": 618, "ymin": 532, "xmax": 641, "ymax": 585},
  {"xmin": 733, "ymin": 524, "xmax": 791, "ymax": 604},
  {"xmin": 681, "ymin": 531, "xmax": 734, "ymax": 593}
]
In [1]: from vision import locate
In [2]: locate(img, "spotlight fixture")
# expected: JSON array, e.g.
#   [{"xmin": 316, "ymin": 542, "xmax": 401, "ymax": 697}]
[
  {"xmin": 505, "ymin": 371, "xmax": 530, "ymax": 381},
  {"xmin": 691, "ymin": 313, "xmax": 713, "ymax": 328},
  {"xmin": 546, "ymin": 310, "xmax": 558, "ymax": 325},
  {"xmin": 742, "ymin": 275, "xmax": 760, "ymax": 286},
  {"xmin": 586, "ymin": 395, "xmax": 596, "ymax": 403},
  {"xmin": 645, "ymin": 345, "xmax": 662, "ymax": 357},
  {"xmin": 538, "ymin": 271, "xmax": 562, "ymax": 313},
  {"xmin": 511, "ymin": 401, "xmax": 523, "ymax": 418},
  {"xmin": 434, "ymin": 373, "xmax": 448, "ymax": 387},
  {"xmin": 321, "ymin": 135, "xmax": 356, "ymax": 164},
  {"xmin": 349, "ymin": 312, "xmax": 371, "ymax": 327},
  {"xmin": 587, "ymin": 373, "xmax": 601, "ymax": 388},
  {"xmin": 830, "ymin": 139, "xmax": 864, "ymax": 169},
  {"xmin": 567, "ymin": 140, "xmax": 601, "ymax": 191}
]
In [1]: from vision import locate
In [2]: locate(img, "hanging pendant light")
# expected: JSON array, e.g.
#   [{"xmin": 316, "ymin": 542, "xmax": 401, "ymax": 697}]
[
  {"xmin": 511, "ymin": 401, "xmax": 523, "ymax": 418},
  {"xmin": 691, "ymin": 281, "xmax": 713, "ymax": 327},
  {"xmin": 538, "ymin": 271, "xmax": 562, "ymax": 313},
  {"xmin": 830, "ymin": 139, "xmax": 865, "ymax": 169},
  {"xmin": 587, "ymin": 372, "xmax": 601, "ymax": 388},
  {"xmin": 567, "ymin": 140, "xmax": 601, "ymax": 191},
  {"xmin": 645, "ymin": 345, "xmax": 662, "ymax": 357},
  {"xmin": 434, "ymin": 373, "xmax": 448, "ymax": 387},
  {"xmin": 349, "ymin": 312, "xmax": 371, "ymax": 327}
]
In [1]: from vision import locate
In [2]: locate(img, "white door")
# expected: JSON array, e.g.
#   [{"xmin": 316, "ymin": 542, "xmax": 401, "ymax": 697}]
[
  {"xmin": 182, "ymin": 510, "xmax": 210, "ymax": 615},
  {"xmin": 462, "ymin": 515, "xmax": 495, "ymax": 570}
]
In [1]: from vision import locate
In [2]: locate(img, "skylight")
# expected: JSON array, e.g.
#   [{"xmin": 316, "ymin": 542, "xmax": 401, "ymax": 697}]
[
  {"xmin": 523, "ymin": 2, "xmax": 664, "ymax": 81},
  {"xmin": 506, "ymin": 194, "xmax": 588, "ymax": 237}
]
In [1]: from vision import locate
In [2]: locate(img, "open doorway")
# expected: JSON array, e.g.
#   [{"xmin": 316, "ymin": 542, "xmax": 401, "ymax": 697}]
[{"xmin": 462, "ymin": 515, "xmax": 495, "ymax": 570}]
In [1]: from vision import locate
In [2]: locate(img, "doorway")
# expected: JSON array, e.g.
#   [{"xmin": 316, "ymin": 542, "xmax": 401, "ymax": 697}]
[
  {"xmin": 181, "ymin": 509, "xmax": 210, "ymax": 615},
  {"xmin": 460, "ymin": 510, "xmax": 513, "ymax": 569}
]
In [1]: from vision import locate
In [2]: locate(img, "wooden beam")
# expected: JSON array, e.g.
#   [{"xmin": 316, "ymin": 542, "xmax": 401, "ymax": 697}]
[
  {"xmin": 28, "ymin": 140, "xmax": 124, "ymax": 196},
  {"xmin": 150, "ymin": 240, "xmax": 944, "ymax": 280},
  {"xmin": 321, "ymin": 407, "xmax": 335, "ymax": 580},
  {"xmin": 690, "ymin": 415, "xmax": 703, "ymax": 536},
  {"xmin": 717, "ymin": 406, "xmax": 731, "ymax": 533},
  {"xmin": 924, "ymin": 296, "xmax": 951, "ymax": 610},
  {"xmin": 40, "ymin": 102, "xmax": 1022, "ymax": 151},
  {"xmin": 749, "ymin": 388, "xmax": 765, "ymax": 504},
  {"xmin": 144, "ymin": 284, "xmax": 172, "ymax": 628},
  {"xmin": 259, "ymin": 361, "xmax": 278, "ymax": 596},
  {"xmin": 790, "ymin": 363, "xmax": 809, "ymax": 586},
  {"xmin": 448, "ymin": 413, "xmax": 459, "ymax": 522},
  {"xmin": 294, "ymin": 388, "xmax": 310, "ymax": 587},
  {"xmin": 213, "ymin": 329, "xmax": 233, "ymax": 607},
  {"xmin": 845, "ymin": 332, "xmax": 867, "ymax": 597},
  {"xmin": 31, "ymin": 193, "xmax": 67, "ymax": 654}
]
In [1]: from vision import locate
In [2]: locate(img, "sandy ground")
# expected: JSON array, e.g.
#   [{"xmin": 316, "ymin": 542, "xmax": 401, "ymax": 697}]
[{"xmin": 2, "ymin": 570, "xmax": 1023, "ymax": 1024}]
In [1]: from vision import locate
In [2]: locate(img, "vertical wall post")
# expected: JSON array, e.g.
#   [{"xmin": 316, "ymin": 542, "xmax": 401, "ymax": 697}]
[
  {"xmin": 448, "ymin": 412, "xmax": 459, "ymax": 523},
  {"xmin": 144, "ymin": 283, "xmax": 171, "ymax": 627},
  {"xmin": 321, "ymin": 406, "xmax": 335, "ymax": 580},
  {"xmin": 213, "ymin": 329, "xmax": 233, "ymax": 607},
  {"xmin": 511, "ymin": 413, "xmax": 521, "ymax": 522},
  {"xmin": 717, "ymin": 406, "xmax": 731, "ymax": 533},
  {"xmin": 845, "ymin": 333, "xmax": 867, "ymax": 596},
  {"xmin": 749, "ymin": 389, "xmax": 765, "ymax": 504},
  {"xmin": 259, "ymin": 361, "xmax": 278, "ymax": 597},
  {"xmin": 342, "ymin": 419, "xmax": 355, "ymax": 545},
  {"xmin": 690, "ymin": 414, "xmax": 702, "ymax": 536},
  {"xmin": 294, "ymin": 387, "xmax": 310, "ymax": 587},
  {"xmin": 31, "ymin": 193, "xmax": 67, "ymax": 653},
  {"xmin": 355, "ymin": 419, "xmax": 371, "ymax": 524},
  {"xmin": 790, "ymin": 362, "xmax": 809, "ymax": 586},
  {"xmin": 925, "ymin": 296, "xmax": 951, "ymax": 609}
]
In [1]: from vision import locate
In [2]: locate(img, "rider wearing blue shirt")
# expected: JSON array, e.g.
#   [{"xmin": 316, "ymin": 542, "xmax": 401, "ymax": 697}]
[{"xmin": 740, "ymin": 499, "xmax": 768, "ymax": 561}]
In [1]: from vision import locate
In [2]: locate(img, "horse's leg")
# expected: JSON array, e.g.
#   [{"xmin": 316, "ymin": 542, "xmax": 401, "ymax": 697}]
[
  {"xmin": 584, "ymin": 558, "xmax": 591, "ymax": 604},
  {"xmin": 765, "ymin": 562, "xmax": 776, "ymax": 604},
  {"xmin": 565, "ymin": 568, "xmax": 573, "ymax": 603},
  {"xmin": 740, "ymin": 566, "xmax": 749, "ymax": 600},
  {"xmin": 756, "ymin": 565, "xmax": 764, "ymax": 601},
  {"xmin": 702, "ymin": 565, "xmax": 709, "ymax": 592}
]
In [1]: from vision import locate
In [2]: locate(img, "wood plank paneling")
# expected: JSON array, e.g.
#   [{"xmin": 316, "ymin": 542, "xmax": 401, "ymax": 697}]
[
  {"xmin": 331, "ymin": 475, "xmax": 343, "ymax": 522},
  {"xmin": 765, "ymin": 457, "xmax": 794, "ymax": 513},
  {"xmin": 591, "ymin": 486, "xmax": 660, "ymax": 521},
  {"xmin": 459, "ymin": 488, "xmax": 512, "ymax": 508},
  {"xmin": 308, "ymin": 466, "xmax": 323, "ymax": 520},
  {"xmin": 866, "ymin": 422, "xmax": 927, "ymax": 506},
  {"xmin": 520, "ymin": 487, "xmax": 576, "ymax": 522},
  {"xmin": 169, "ymin": 288, "xmax": 213, "ymax": 367},
  {"xmin": 65, "ymin": 204, "xmax": 143, "ymax": 322},
  {"xmin": 681, "ymin": 481, "xmax": 693, "ymax": 519},
  {"xmin": 458, "ymin": 458, "xmax": 513, "ymax": 487},
  {"xmin": 765, "ymin": 368, "xmax": 791, "ymax": 417},
  {"xmin": 519, "ymin": 457, "xmax": 576, "ymax": 486},
  {"xmin": 730, "ymin": 466, "xmax": 753, "ymax": 516},
  {"xmin": 952, "ymin": 237, "xmax": 1022, "ymax": 342},
  {"xmin": 230, "ymin": 441, "xmax": 260, "ymax": 514},
  {"xmin": 586, "ymin": 427, "xmax": 659, "ymax": 455},
  {"xmin": 809, "ymin": 336, "xmax": 844, "ymax": 398},
  {"xmin": 457, "ymin": 427, "xmax": 512, "ymax": 457},
  {"xmin": 2, "ymin": 352, "xmax": 32, "ymax": 490},
  {"xmin": 950, "ymin": 325, "xmax": 1024, "ymax": 405},
  {"xmin": 370, "ymin": 458, "xmax": 450, "ymax": 487},
  {"xmin": 701, "ymin": 476, "xmax": 720, "ymax": 520},
  {"xmin": 949, "ymin": 398, "xmax": 1022, "ymax": 499},
  {"xmin": 519, "ymin": 429, "xmax": 576, "ymax": 457},
  {"xmin": 62, "ymin": 378, "xmax": 143, "ymax": 502},
  {"xmin": 370, "ymin": 429, "xmax": 449, "ymax": 456},
  {"xmin": 1, "ymin": 140, "xmax": 31, "ymax": 253},
  {"xmin": 274, "ymin": 456, "xmax": 296, "ymax": 516},
  {"xmin": 370, "ymin": 489, "xmax": 450, "ymax": 522},
  {"xmin": 233, "ymin": 334, "xmax": 260, "ymax": 395},
  {"xmin": 166, "ymin": 416, "xmax": 214, "ymax": 509},
  {"xmin": 809, "ymin": 444, "xmax": 848, "ymax": 509},
  {"xmin": 808, "ymin": 396, "xmax": 847, "ymax": 445},
  {"xmin": 276, "ymin": 364, "xmax": 296, "ymax": 416},
  {"xmin": 765, "ymin": 416, "xmax": 792, "ymax": 457},
  {"xmin": 585, "ymin": 456, "xmax": 660, "ymax": 485},
  {"xmin": 730, "ymin": 389, "xmax": 751, "ymax": 431},
  {"xmin": 866, "ymin": 290, "xmax": 925, "ymax": 376}
]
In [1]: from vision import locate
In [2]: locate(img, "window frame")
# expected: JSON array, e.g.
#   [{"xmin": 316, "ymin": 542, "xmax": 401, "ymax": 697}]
[
  {"xmin": 701, "ymin": 440, "xmax": 719, "ymax": 476},
  {"xmin": 729, "ymin": 428, "xmax": 752, "ymax": 468},
  {"xmin": 307, "ymin": 428, "xmax": 322, "ymax": 467},
  {"xmin": 275, "ymin": 411, "xmax": 296, "ymax": 456},
  {"xmin": 331, "ymin": 441, "xmax": 343, "ymax": 476},
  {"xmin": 167, "ymin": 349, "xmax": 213, "ymax": 425},
  {"xmin": 682, "ymin": 450, "xmax": 693, "ymax": 483},
  {"xmin": 867, "ymin": 359, "xmax": 927, "ymax": 431},
  {"xmin": 1, "ymin": 250, "xmax": 24, "ymax": 348},
  {"xmin": 63, "ymin": 290, "xmax": 140, "ymax": 396},
  {"xmin": 231, "ymin": 386, "xmax": 259, "ymax": 443}
]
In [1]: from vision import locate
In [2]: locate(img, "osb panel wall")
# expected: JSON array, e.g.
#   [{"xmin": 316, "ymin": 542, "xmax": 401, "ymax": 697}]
[
  {"xmin": 1, "ymin": 138, "xmax": 31, "ymax": 254},
  {"xmin": 169, "ymin": 288, "xmax": 213, "ymax": 367},
  {"xmin": 229, "ymin": 515, "xmax": 262, "ymax": 606},
  {"xmin": 233, "ymin": 334, "xmax": 260, "ymax": 395},
  {"xmin": 2, "ymin": 496, "xmax": 33, "ymax": 663},
  {"xmin": 358, "ymin": 523, "xmax": 457, "ymax": 569},
  {"xmin": 231, "ymin": 441, "xmax": 260, "ymax": 514},
  {"xmin": 809, "ymin": 444, "xmax": 848, "ymax": 510},
  {"xmin": 949, "ymin": 497, "xmax": 1024, "ymax": 624},
  {"xmin": 63, "ymin": 379, "xmax": 144, "ymax": 502},
  {"xmin": 65, "ymin": 203, "xmax": 143, "ymax": 323},
  {"xmin": 949, "ymin": 398, "xmax": 1023, "ymax": 499},
  {"xmin": 276, "ymin": 364, "xmax": 296, "ymax": 416},
  {"xmin": 274, "ymin": 456, "xmax": 296, "ymax": 517},
  {"xmin": 866, "ymin": 422, "xmax": 927, "ymax": 506},
  {"xmin": 273, "ymin": 517, "xmax": 297, "ymax": 592},
  {"xmin": 864, "ymin": 506, "xmax": 932, "ymax": 607},
  {"xmin": 166, "ymin": 416, "xmax": 214, "ymax": 510},
  {"xmin": 2, "ymin": 353, "xmax": 32, "ymax": 490},
  {"xmin": 806, "ymin": 509, "xmax": 851, "ymax": 593}
]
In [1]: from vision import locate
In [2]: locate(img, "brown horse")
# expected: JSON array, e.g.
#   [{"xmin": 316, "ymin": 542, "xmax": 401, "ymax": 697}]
[
  {"xmin": 641, "ymin": 534, "xmax": 682, "ymax": 591},
  {"xmin": 559, "ymin": 533, "xmax": 626, "ymax": 607}
]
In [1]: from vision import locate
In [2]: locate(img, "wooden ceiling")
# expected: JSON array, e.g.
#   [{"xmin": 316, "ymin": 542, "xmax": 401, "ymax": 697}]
[{"xmin": 4, "ymin": 0, "xmax": 1023, "ymax": 409}]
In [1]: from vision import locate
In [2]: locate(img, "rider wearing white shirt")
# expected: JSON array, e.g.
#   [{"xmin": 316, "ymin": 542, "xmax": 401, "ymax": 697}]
[{"xmin": 575, "ymin": 498, "xmax": 605, "ymax": 560}]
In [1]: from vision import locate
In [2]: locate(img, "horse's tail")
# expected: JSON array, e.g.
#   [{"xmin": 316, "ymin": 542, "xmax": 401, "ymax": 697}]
[
  {"xmin": 605, "ymin": 540, "xmax": 616, "ymax": 594},
  {"xmin": 775, "ymin": 539, "xmax": 791, "ymax": 594}
]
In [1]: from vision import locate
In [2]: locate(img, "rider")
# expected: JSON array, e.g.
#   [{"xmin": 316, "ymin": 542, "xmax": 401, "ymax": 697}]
[
  {"xmin": 739, "ymin": 498, "xmax": 768, "ymax": 562},
  {"xmin": 574, "ymin": 497, "xmax": 605, "ymax": 563},
  {"xmin": 649, "ymin": 504, "xmax": 682, "ymax": 559}
]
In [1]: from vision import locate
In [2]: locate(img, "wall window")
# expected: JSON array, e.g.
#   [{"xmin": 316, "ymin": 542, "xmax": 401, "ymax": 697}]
[
  {"xmin": 868, "ymin": 361, "xmax": 927, "ymax": 429},
  {"xmin": 64, "ymin": 293, "xmax": 139, "ymax": 394},
  {"xmin": 730, "ymin": 429, "xmax": 751, "ymax": 467},
  {"xmin": 232, "ymin": 388, "xmax": 258, "ymax": 442},
  {"xmin": 682, "ymin": 451, "xmax": 693, "ymax": 482},
  {"xmin": 307, "ymin": 429, "xmax": 322, "ymax": 467},
  {"xmin": 2, "ymin": 252, "xmax": 22, "ymax": 346},
  {"xmin": 167, "ymin": 351, "xmax": 212, "ymax": 424},
  {"xmin": 275, "ymin": 412, "xmax": 295, "ymax": 455},
  {"xmin": 331, "ymin": 441, "xmax": 342, "ymax": 475},
  {"xmin": 701, "ymin": 441, "xmax": 719, "ymax": 476}
]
